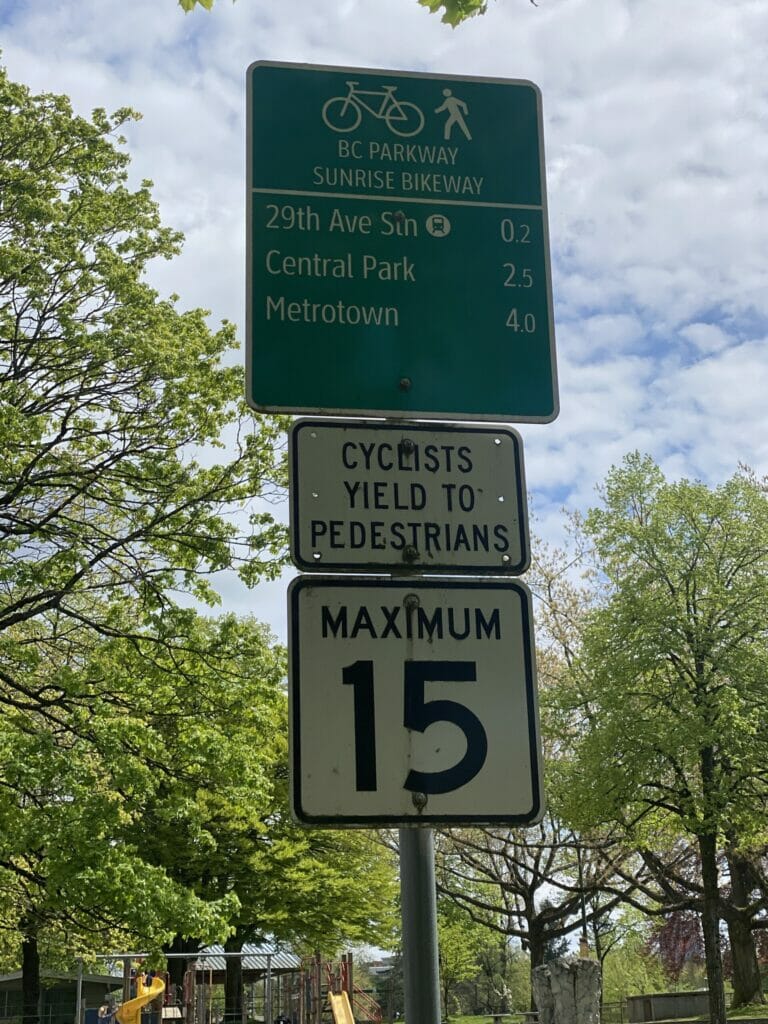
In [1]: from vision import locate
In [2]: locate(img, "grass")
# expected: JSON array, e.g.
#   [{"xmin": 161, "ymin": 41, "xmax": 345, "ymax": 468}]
[
  {"xmin": 643, "ymin": 1005, "xmax": 768, "ymax": 1023},
  {"xmin": 403, "ymin": 1008, "xmax": 768, "ymax": 1024}
]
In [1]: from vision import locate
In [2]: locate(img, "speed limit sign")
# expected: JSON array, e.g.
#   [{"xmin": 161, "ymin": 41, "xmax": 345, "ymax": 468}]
[{"xmin": 288, "ymin": 576, "xmax": 544, "ymax": 825}]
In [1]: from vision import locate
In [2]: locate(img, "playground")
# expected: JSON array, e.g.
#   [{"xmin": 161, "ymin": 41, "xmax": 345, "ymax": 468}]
[{"xmin": 76, "ymin": 951, "xmax": 384, "ymax": 1024}]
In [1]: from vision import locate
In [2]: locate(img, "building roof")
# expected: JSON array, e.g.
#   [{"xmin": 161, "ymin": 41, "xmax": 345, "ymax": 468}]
[
  {"xmin": 189, "ymin": 944, "xmax": 301, "ymax": 974},
  {"xmin": 0, "ymin": 971, "xmax": 122, "ymax": 988}
]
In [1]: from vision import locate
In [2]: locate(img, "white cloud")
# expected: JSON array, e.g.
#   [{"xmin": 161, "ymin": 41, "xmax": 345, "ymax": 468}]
[{"xmin": 679, "ymin": 322, "xmax": 731, "ymax": 355}]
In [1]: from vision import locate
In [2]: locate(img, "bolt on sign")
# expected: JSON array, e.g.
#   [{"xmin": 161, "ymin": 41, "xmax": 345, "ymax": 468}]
[
  {"xmin": 247, "ymin": 61, "xmax": 558, "ymax": 422},
  {"xmin": 288, "ymin": 576, "xmax": 544, "ymax": 825},
  {"xmin": 289, "ymin": 419, "xmax": 530, "ymax": 574}
]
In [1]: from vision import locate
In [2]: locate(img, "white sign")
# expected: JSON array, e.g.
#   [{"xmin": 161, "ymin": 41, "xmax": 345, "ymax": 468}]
[
  {"xmin": 289, "ymin": 419, "xmax": 529, "ymax": 574},
  {"xmin": 289, "ymin": 576, "xmax": 544, "ymax": 825}
]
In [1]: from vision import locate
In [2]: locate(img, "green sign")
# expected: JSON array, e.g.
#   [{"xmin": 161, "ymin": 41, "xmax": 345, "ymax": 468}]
[{"xmin": 247, "ymin": 62, "xmax": 558, "ymax": 422}]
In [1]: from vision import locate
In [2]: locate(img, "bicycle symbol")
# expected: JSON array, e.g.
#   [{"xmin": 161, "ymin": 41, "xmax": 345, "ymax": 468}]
[{"xmin": 322, "ymin": 81, "xmax": 425, "ymax": 138}]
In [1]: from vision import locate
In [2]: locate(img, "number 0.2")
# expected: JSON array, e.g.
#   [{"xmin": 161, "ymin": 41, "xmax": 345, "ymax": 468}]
[{"xmin": 342, "ymin": 660, "xmax": 488, "ymax": 795}]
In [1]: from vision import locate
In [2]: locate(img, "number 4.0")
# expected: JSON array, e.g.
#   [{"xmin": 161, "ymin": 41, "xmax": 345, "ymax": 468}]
[{"xmin": 342, "ymin": 660, "xmax": 488, "ymax": 795}]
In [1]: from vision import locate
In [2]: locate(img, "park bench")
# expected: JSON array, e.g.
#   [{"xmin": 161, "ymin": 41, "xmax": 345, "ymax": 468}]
[{"xmin": 490, "ymin": 1009, "xmax": 539, "ymax": 1024}]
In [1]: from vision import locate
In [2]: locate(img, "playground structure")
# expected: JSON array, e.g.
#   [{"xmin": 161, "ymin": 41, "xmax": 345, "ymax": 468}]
[
  {"xmin": 327, "ymin": 995, "xmax": 354, "ymax": 1024},
  {"xmin": 75, "ymin": 949, "xmax": 384, "ymax": 1024},
  {"xmin": 116, "ymin": 976, "xmax": 166, "ymax": 1024},
  {"xmin": 181, "ymin": 946, "xmax": 302, "ymax": 1024},
  {"xmin": 163, "ymin": 949, "xmax": 383, "ymax": 1024},
  {"xmin": 182, "ymin": 951, "xmax": 383, "ymax": 1024},
  {"xmin": 298, "ymin": 953, "xmax": 382, "ymax": 1024}
]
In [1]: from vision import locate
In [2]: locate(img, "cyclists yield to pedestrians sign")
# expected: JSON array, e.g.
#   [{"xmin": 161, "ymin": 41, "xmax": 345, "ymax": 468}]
[{"xmin": 247, "ymin": 62, "xmax": 558, "ymax": 422}]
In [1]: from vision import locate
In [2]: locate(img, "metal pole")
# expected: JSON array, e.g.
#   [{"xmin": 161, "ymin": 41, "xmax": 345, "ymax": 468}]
[
  {"xmin": 313, "ymin": 953, "xmax": 321, "ymax": 1024},
  {"xmin": 265, "ymin": 955, "xmax": 272, "ymax": 1024},
  {"xmin": 123, "ymin": 958, "xmax": 132, "ymax": 1004},
  {"xmin": 576, "ymin": 844, "xmax": 590, "ymax": 956},
  {"xmin": 399, "ymin": 827, "xmax": 441, "ymax": 1024},
  {"xmin": 75, "ymin": 959, "xmax": 83, "ymax": 1024}
]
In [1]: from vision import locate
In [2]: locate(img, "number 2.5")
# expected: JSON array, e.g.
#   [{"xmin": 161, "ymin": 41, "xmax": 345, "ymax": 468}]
[{"xmin": 342, "ymin": 659, "xmax": 488, "ymax": 795}]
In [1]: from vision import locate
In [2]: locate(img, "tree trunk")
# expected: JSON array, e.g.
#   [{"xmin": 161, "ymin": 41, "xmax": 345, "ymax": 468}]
[
  {"xmin": 21, "ymin": 929, "xmax": 40, "ymax": 1024},
  {"xmin": 726, "ymin": 848, "xmax": 764, "ymax": 1007},
  {"xmin": 699, "ymin": 831, "xmax": 727, "ymax": 1024},
  {"xmin": 224, "ymin": 935, "xmax": 244, "ymax": 1022},
  {"xmin": 164, "ymin": 936, "xmax": 200, "ymax": 1006},
  {"xmin": 728, "ymin": 914, "xmax": 763, "ymax": 1009},
  {"xmin": 527, "ymin": 922, "xmax": 546, "ymax": 1011},
  {"xmin": 498, "ymin": 937, "xmax": 510, "ymax": 1014}
]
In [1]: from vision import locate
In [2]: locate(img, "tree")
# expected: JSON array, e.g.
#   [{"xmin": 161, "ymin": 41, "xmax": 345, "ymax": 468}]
[
  {"xmin": 1, "ymin": 62, "xmax": 287, "ymax": 1020},
  {"xmin": 474, "ymin": 938, "xmax": 530, "ymax": 1016},
  {"xmin": 648, "ymin": 911, "xmax": 705, "ymax": 983},
  {"xmin": 722, "ymin": 843, "xmax": 768, "ymax": 1006},
  {"xmin": 0, "ymin": 614, "xmax": 250, "ymax": 1024},
  {"xmin": 435, "ymin": 816, "xmax": 636, "ymax": 998},
  {"xmin": 625, "ymin": 837, "xmax": 768, "ymax": 1007},
  {"xmin": 600, "ymin": 913, "xmax": 668, "ymax": 1005},
  {"xmin": 555, "ymin": 454, "xmax": 768, "ymax": 1024},
  {"xmin": 0, "ymin": 603, "xmax": 393, "ymax": 1023},
  {"xmin": 119, "ymin": 611, "xmax": 397, "ymax": 1018},
  {"xmin": 532, "ymin": 533, "xmax": 768, "ymax": 1010},
  {"xmin": 437, "ymin": 907, "xmax": 484, "ymax": 1018},
  {"xmin": 0, "ymin": 64, "xmax": 286, "ymax": 725},
  {"xmin": 212, "ymin": 812, "xmax": 398, "ymax": 1019},
  {"xmin": 175, "ymin": 0, "xmax": 534, "ymax": 27}
]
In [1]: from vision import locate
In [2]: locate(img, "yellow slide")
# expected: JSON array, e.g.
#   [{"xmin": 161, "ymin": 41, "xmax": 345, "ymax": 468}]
[
  {"xmin": 116, "ymin": 974, "xmax": 166, "ymax": 1024},
  {"xmin": 328, "ymin": 991, "xmax": 355, "ymax": 1024}
]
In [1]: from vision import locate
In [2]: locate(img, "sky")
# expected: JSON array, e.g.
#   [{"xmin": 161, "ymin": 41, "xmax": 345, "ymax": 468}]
[{"xmin": 2, "ymin": 0, "xmax": 767, "ymax": 642}]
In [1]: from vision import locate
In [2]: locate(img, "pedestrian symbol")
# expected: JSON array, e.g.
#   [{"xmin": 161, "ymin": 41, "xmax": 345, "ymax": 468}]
[{"xmin": 435, "ymin": 88, "xmax": 472, "ymax": 141}]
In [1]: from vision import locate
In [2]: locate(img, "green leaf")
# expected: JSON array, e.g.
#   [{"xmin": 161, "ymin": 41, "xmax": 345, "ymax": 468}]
[
  {"xmin": 178, "ymin": 0, "xmax": 225, "ymax": 9},
  {"xmin": 418, "ymin": 0, "xmax": 487, "ymax": 25}
]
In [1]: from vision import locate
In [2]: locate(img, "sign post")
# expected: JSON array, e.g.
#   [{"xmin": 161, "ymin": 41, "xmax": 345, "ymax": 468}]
[
  {"xmin": 247, "ymin": 61, "xmax": 558, "ymax": 422},
  {"xmin": 400, "ymin": 828, "xmax": 442, "ymax": 1024},
  {"xmin": 247, "ymin": 60, "xmax": 557, "ymax": 1024}
]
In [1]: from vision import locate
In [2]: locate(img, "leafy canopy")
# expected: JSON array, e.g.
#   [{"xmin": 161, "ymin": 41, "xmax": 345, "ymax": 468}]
[
  {"xmin": 0, "ymin": 64, "xmax": 287, "ymax": 721},
  {"xmin": 0, "ymin": 59, "xmax": 291, "ymax": 979},
  {"xmin": 131, "ymin": 613, "xmax": 398, "ymax": 953},
  {"xmin": 0, "ymin": 613, "xmax": 276, "ymax": 961},
  {"xmin": 556, "ymin": 454, "xmax": 768, "ymax": 847},
  {"xmin": 174, "ymin": 0, "xmax": 536, "ymax": 27}
]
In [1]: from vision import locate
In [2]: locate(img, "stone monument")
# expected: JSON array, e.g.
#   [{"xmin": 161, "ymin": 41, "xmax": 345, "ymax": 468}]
[{"xmin": 532, "ymin": 957, "xmax": 601, "ymax": 1024}]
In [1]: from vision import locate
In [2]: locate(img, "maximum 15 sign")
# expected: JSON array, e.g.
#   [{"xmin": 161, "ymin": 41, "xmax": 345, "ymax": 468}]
[
  {"xmin": 289, "ymin": 577, "xmax": 544, "ymax": 825},
  {"xmin": 247, "ymin": 61, "xmax": 558, "ymax": 422}
]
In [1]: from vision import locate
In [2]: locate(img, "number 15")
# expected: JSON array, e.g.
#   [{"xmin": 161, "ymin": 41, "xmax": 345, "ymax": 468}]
[{"xmin": 342, "ymin": 660, "xmax": 488, "ymax": 795}]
